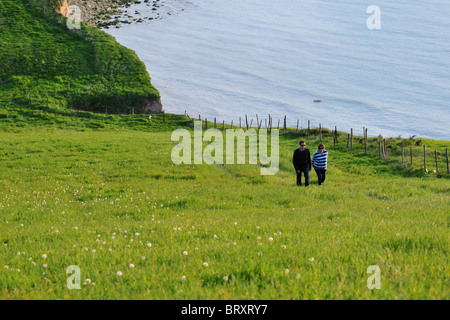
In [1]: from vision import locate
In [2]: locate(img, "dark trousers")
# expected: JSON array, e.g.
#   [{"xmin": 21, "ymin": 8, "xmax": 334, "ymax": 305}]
[
  {"xmin": 314, "ymin": 168, "xmax": 326, "ymax": 185},
  {"xmin": 296, "ymin": 167, "xmax": 309, "ymax": 186}
]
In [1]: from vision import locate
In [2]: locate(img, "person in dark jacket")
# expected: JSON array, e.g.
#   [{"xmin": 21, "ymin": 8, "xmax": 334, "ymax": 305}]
[{"xmin": 293, "ymin": 140, "xmax": 311, "ymax": 186}]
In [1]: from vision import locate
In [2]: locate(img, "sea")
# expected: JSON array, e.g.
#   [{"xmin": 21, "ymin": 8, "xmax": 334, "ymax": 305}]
[{"xmin": 105, "ymin": 0, "xmax": 450, "ymax": 140}]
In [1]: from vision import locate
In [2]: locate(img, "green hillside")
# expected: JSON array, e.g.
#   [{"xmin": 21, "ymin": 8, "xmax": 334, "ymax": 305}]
[
  {"xmin": 0, "ymin": 115, "xmax": 449, "ymax": 299},
  {"xmin": 0, "ymin": 0, "xmax": 160, "ymax": 114},
  {"xmin": 0, "ymin": 0, "xmax": 448, "ymax": 301}
]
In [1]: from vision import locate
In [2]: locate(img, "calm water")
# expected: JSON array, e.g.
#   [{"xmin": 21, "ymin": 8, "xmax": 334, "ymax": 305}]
[{"xmin": 106, "ymin": 0, "xmax": 450, "ymax": 139}]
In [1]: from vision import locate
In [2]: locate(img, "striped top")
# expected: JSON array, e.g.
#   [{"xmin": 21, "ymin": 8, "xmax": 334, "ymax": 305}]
[{"xmin": 312, "ymin": 150, "xmax": 328, "ymax": 170}]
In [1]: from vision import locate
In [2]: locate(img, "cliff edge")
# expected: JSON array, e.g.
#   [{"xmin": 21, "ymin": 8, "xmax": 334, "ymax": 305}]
[{"xmin": 0, "ymin": 0, "xmax": 163, "ymax": 114}]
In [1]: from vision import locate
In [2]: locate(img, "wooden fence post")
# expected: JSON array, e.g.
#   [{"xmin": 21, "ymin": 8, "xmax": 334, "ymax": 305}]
[
  {"xmin": 435, "ymin": 150, "xmax": 439, "ymax": 174},
  {"xmin": 350, "ymin": 128, "xmax": 353, "ymax": 150},
  {"xmin": 423, "ymin": 145, "xmax": 427, "ymax": 172},
  {"xmin": 447, "ymin": 148, "xmax": 449, "ymax": 174},
  {"xmin": 245, "ymin": 115, "xmax": 248, "ymax": 130},
  {"xmin": 347, "ymin": 134, "xmax": 350, "ymax": 150},
  {"xmin": 319, "ymin": 123, "xmax": 322, "ymax": 140},
  {"xmin": 401, "ymin": 140, "xmax": 404, "ymax": 164},
  {"xmin": 283, "ymin": 116, "xmax": 287, "ymax": 134},
  {"xmin": 222, "ymin": 120, "xmax": 225, "ymax": 131},
  {"xmin": 378, "ymin": 135, "xmax": 382, "ymax": 158},
  {"xmin": 163, "ymin": 110, "xmax": 165, "ymax": 122},
  {"xmin": 383, "ymin": 138, "xmax": 387, "ymax": 160},
  {"xmin": 335, "ymin": 126, "xmax": 338, "ymax": 144},
  {"xmin": 256, "ymin": 114, "xmax": 259, "ymax": 128},
  {"xmin": 365, "ymin": 128, "xmax": 368, "ymax": 153},
  {"xmin": 307, "ymin": 120, "xmax": 310, "ymax": 138},
  {"xmin": 214, "ymin": 117, "xmax": 216, "ymax": 128},
  {"xmin": 239, "ymin": 117, "xmax": 241, "ymax": 128},
  {"xmin": 205, "ymin": 118, "xmax": 207, "ymax": 130},
  {"xmin": 296, "ymin": 119, "xmax": 299, "ymax": 134}
]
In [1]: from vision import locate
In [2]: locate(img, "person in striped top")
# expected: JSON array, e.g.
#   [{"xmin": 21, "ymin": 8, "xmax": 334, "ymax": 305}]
[{"xmin": 312, "ymin": 143, "xmax": 328, "ymax": 186}]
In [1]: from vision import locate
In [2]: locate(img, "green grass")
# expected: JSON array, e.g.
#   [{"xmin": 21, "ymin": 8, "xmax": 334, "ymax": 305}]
[
  {"xmin": 0, "ymin": 115, "xmax": 448, "ymax": 300},
  {"xmin": 0, "ymin": 0, "xmax": 448, "ymax": 301},
  {"xmin": 0, "ymin": 0, "xmax": 160, "ymax": 114}
]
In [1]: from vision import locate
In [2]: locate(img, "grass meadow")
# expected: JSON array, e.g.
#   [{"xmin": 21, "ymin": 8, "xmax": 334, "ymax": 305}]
[{"xmin": 0, "ymin": 114, "xmax": 448, "ymax": 299}]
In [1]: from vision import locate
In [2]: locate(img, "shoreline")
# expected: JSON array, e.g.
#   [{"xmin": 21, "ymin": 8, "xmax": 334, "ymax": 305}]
[
  {"xmin": 58, "ymin": 1, "xmax": 449, "ymax": 140},
  {"xmin": 60, "ymin": 0, "xmax": 192, "ymax": 29}
]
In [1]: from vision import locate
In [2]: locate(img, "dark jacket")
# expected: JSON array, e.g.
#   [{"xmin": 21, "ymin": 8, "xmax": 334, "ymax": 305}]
[{"xmin": 293, "ymin": 148, "xmax": 311, "ymax": 171}]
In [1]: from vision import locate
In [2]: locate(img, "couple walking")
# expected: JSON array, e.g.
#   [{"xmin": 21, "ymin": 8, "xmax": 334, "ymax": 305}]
[{"xmin": 293, "ymin": 140, "xmax": 328, "ymax": 187}]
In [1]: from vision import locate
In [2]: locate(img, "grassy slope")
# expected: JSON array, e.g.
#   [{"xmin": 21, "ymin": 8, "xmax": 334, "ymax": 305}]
[
  {"xmin": 0, "ymin": 0, "xmax": 448, "ymax": 301},
  {"xmin": 0, "ymin": 116, "xmax": 448, "ymax": 299},
  {"xmin": 0, "ymin": 0, "xmax": 159, "ymax": 114}
]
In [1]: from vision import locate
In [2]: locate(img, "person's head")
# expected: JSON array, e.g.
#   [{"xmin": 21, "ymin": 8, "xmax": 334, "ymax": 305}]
[
  {"xmin": 318, "ymin": 143, "xmax": 325, "ymax": 153},
  {"xmin": 299, "ymin": 140, "xmax": 306, "ymax": 149}
]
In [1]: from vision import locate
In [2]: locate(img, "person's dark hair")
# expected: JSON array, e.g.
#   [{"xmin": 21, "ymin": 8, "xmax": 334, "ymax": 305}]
[
  {"xmin": 318, "ymin": 143, "xmax": 325, "ymax": 150},
  {"xmin": 299, "ymin": 140, "xmax": 305, "ymax": 145}
]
